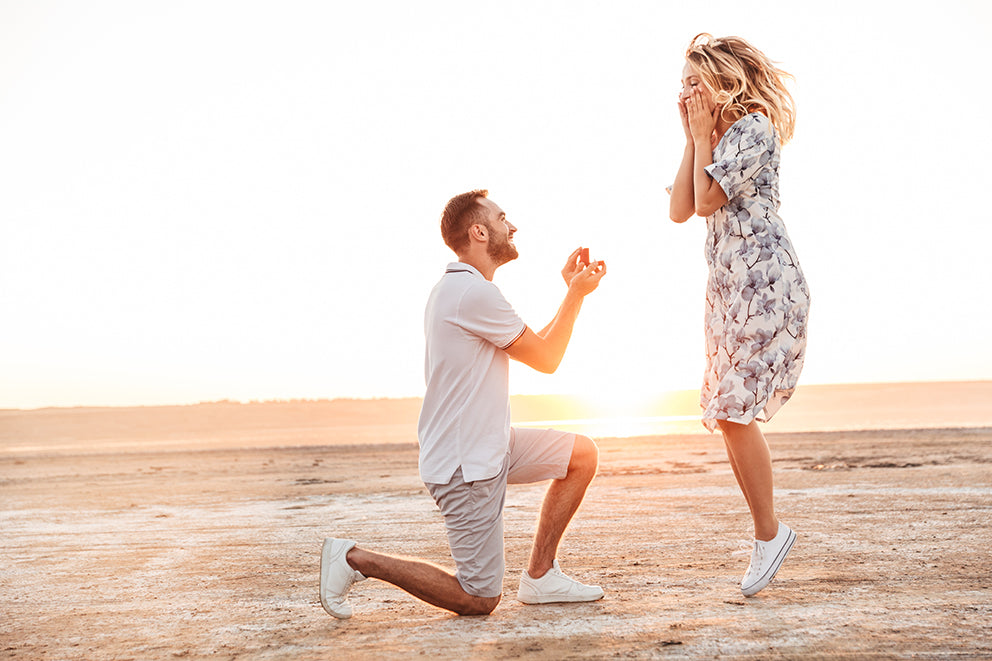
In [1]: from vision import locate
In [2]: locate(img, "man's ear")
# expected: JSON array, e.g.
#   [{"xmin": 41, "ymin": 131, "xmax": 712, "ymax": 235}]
[{"xmin": 470, "ymin": 224, "xmax": 487, "ymax": 241}]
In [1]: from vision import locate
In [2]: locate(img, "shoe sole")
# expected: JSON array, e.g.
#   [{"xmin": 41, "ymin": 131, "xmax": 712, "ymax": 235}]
[
  {"xmin": 741, "ymin": 528, "xmax": 796, "ymax": 597},
  {"xmin": 320, "ymin": 538, "xmax": 354, "ymax": 619},
  {"xmin": 517, "ymin": 590, "xmax": 605, "ymax": 605}
]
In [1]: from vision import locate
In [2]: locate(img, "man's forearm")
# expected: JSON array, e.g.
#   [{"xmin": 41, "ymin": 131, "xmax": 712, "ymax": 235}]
[{"xmin": 536, "ymin": 290, "xmax": 584, "ymax": 369}]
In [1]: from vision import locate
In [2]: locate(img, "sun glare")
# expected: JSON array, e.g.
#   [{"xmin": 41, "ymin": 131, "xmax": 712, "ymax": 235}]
[
  {"xmin": 514, "ymin": 387, "xmax": 704, "ymax": 439},
  {"xmin": 576, "ymin": 386, "xmax": 702, "ymax": 421},
  {"xmin": 576, "ymin": 387, "xmax": 664, "ymax": 420}
]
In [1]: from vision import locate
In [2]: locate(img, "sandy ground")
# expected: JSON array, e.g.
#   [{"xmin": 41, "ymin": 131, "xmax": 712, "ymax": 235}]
[{"xmin": 3, "ymin": 423, "xmax": 991, "ymax": 660}]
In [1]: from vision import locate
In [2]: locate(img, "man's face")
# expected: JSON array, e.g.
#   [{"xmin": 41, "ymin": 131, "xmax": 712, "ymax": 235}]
[{"xmin": 478, "ymin": 198, "xmax": 518, "ymax": 265}]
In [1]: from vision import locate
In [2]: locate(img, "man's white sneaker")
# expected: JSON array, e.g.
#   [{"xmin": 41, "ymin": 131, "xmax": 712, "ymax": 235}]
[
  {"xmin": 517, "ymin": 560, "xmax": 604, "ymax": 604},
  {"xmin": 741, "ymin": 522, "xmax": 796, "ymax": 597},
  {"xmin": 319, "ymin": 538, "xmax": 366, "ymax": 618}
]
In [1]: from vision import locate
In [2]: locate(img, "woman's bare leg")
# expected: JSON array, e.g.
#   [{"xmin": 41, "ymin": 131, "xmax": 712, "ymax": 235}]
[{"xmin": 717, "ymin": 419, "xmax": 778, "ymax": 541}]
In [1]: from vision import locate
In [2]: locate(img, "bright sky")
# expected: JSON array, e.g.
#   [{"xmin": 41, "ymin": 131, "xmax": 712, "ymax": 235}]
[{"xmin": 1, "ymin": 1, "xmax": 990, "ymax": 409}]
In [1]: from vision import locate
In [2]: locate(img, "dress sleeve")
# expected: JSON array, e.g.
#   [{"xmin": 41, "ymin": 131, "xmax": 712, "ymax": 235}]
[
  {"xmin": 704, "ymin": 114, "xmax": 776, "ymax": 201},
  {"xmin": 458, "ymin": 282, "xmax": 527, "ymax": 349}
]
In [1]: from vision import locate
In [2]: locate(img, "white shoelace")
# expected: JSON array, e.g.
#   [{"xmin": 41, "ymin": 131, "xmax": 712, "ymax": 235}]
[{"xmin": 749, "ymin": 543, "xmax": 764, "ymax": 573}]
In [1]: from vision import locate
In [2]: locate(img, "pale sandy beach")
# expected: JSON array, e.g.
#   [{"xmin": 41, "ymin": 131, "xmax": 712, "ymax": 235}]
[{"xmin": 2, "ymin": 382, "xmax": 991, "ymax": 659}]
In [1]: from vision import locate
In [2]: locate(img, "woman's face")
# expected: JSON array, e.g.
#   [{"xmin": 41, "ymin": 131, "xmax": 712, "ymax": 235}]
[{"xmin": 680, "ymin": 61, "xmax": 713, "ymax": 104}]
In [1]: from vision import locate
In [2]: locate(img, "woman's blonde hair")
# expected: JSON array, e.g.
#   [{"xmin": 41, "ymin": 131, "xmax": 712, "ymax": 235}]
[{"xmin": 686, "ymin": 33, "xmax": 796, "ymax": 144}]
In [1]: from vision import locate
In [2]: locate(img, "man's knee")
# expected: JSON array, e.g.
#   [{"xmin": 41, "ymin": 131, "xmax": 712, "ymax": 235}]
[
  {"xmin": 568, "ymin": 434, "xmax": 599, "ymax": 477},
  {"xmin": 456, "ymin": 593, "xmax": 501, "ymax": 616}
]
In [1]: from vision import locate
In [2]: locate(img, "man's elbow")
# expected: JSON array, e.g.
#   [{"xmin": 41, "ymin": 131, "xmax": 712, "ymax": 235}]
[
  {"xmin": 507, "ymin": 350, "xmax": 560, "ymax": 374},
  {"xmin": 670, "ymin": 210, "xmax": 692, "ymax": 223},
  {"xmin": 534, "ymin": 353, "xmax": 565, "ymax": 374},
  {"xmin": 535, "ymin": 359, "xmax": 561, "ymax": 374}
]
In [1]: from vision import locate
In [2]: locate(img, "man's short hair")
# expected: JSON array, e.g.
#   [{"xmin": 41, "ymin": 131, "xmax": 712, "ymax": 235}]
[{"xmin": 440, "ymin": 189, "xmax": 489, "ymax": 254}]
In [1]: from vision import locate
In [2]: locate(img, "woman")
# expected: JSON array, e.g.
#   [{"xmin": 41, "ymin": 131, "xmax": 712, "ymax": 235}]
[{"xmin": 669, "ymin": 33, "xmax": 810, "ymax": 597}]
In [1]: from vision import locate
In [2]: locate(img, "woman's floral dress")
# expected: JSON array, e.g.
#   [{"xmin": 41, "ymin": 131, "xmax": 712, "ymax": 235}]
[{"xmin": 699, "ymin": 112, "xmax": 810, "ymax": 431}]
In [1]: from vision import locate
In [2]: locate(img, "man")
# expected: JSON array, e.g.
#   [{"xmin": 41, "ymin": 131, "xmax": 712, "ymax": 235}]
[{"xmin": 320, "ymin": 189, "xmax": 607, "ymax": 617}]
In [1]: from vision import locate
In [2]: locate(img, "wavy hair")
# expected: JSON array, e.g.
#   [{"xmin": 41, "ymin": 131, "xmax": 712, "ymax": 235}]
[{"xmin": 686, "ymin": 33, "xmax": 796, "ymax": 144}]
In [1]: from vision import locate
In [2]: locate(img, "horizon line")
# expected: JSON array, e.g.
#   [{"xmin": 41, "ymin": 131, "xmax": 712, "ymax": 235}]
[{"xmin": 3, "ymin": 378, "xmax": 990, "ymax": 413}]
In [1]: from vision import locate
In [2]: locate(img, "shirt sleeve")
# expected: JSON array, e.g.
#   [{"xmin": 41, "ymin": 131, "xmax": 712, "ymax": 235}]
[
  {"xmin": 457, "ymin": 281, "xmax": 527, "ymax": 349},
  {"xmin": 704, "ymin": 114, "xmax": 776, "ymax": 201}
]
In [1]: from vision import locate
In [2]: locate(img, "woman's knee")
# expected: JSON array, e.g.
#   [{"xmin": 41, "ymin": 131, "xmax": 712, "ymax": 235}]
[{"xmin": 716, "ymin": 418, "xmax": 757, "ymax": 439}]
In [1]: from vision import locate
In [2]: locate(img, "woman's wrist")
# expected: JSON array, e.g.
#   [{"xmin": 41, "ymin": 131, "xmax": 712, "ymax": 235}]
[{"xmin": 690, "ymin": 129, "xmax": 710, "ymax": 145}]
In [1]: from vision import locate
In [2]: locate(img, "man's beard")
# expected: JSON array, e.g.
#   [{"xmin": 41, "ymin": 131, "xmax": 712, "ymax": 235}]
[{"xmin": 487, "ymin": 234, "xmax": 518, "ymax": 266}]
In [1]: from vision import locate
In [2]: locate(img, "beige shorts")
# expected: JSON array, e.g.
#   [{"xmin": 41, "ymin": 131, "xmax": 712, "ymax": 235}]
[{"xmin": 424, "ymin": 427, "xmax": 576, "ymax": 598}]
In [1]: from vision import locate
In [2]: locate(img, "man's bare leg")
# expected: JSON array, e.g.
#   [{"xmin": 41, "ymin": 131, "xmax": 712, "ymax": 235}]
[
  {"xmin": 346, "ymin": 548, "xmax": 500, "ymax": 616},
  {"xmin": 526, "ymin": 434, "xmax": 599, "ymax": 578}
]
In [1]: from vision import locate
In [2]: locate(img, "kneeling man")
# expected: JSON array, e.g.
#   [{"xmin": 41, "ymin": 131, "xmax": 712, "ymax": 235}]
[{"xmin": 320, "ymin": 189, "xmax": 607, "ymax": 617}]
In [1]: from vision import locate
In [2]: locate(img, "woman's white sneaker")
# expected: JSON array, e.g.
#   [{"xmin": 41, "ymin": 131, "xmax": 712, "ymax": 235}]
[
  {"xmin": 517, "ymin": 560, "xmax": 604, "ymax": 604},
  {"xmin": 741, "ymin": 523, "xmax": 796, "ymax": 597}
]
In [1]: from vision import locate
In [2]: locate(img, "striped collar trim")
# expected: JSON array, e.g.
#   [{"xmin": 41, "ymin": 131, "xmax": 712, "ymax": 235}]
[{"xmin": 444, "ymin": 262, "xmax": 482, "ymax": 277}]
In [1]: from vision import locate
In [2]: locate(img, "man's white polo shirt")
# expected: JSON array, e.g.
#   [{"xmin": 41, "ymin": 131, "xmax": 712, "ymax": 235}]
[{"xmin": 418, "ymin": 262, "xmax": 527, "ymax": 485}]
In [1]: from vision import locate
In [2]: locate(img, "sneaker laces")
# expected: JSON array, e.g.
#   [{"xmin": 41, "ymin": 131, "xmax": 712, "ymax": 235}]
[
  {"xmin": 746, "ymin": 541, "xmax": 764, "ymax": 577},
  {"xmin": 536, "ymin": 561, "xmax": 574, "ymax": 587}
]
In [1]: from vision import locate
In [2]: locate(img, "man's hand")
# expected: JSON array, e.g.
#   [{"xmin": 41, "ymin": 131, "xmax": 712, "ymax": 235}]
[
  {"xmin": 567, "ymin": 260, "xmax": 606, "ymax": 296},
  {"xmin": 561, "ymin": 248, "xmax": 584, "ymax": 286},
  {"xmin": 561, "ymin": 248, "xmax": 605, "ymax": 290},
  {"xmin": 503, "ymin": 250, "xmax": 606, "ymax": 374}
]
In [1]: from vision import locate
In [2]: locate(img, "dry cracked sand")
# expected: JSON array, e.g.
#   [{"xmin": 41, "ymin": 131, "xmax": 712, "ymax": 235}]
[{"xmin": 3, "ymin": 426, "xmax": 991, "ymax": 659}]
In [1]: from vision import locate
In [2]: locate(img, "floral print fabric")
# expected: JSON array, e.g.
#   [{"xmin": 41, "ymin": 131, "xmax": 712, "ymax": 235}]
[{"xmin": 699, "ymin": 113, "xmax": 810, "ymax": 431}]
